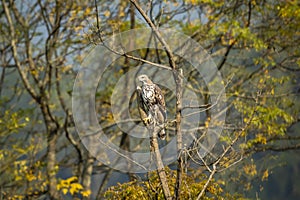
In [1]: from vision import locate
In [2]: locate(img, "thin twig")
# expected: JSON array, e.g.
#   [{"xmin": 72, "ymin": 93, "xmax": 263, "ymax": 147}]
[
  {"xmin": 97, "ymin": 137, "xmax": 148, "ymax": 171},
  {"xmin": 129, "ymin": 0, "xmax": 176, "ymax": 70},
  {"xmin": 196, "ymin": 92, "xmax": 260, "ymax": 199}
]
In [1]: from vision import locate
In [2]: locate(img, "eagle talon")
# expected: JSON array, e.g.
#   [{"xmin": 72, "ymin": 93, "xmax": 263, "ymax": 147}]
[{"xmin": 142, "ymin": 117, "xmax": 152, "ymax": 125}]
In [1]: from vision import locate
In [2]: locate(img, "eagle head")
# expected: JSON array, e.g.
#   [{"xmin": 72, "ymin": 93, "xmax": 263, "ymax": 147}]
[{"xmin": 138, "ymin": 74, "xmax": 152, "ymax": 85}]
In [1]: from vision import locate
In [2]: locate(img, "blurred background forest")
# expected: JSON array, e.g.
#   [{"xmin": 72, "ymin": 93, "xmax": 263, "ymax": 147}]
[{"xmin": 0, "ymin": 0, "xmax": 299, "ymax": 199}]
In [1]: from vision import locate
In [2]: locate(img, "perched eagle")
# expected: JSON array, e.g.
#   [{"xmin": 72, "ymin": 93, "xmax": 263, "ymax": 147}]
[{"xmin": 136, "ymin": 74, "xmax": 167, "ymax": 140}]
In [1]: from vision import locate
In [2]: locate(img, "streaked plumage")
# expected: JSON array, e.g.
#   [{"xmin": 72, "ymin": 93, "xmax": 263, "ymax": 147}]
[{"xmin": 136, "ymin": 74, "xmax": 166, "ymax": 140}]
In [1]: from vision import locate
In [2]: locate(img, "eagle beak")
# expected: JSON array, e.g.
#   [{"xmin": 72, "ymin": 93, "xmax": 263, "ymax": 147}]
[{"xmin": 137, "ymin": 76, "xmax": 143, "ymax": 83}]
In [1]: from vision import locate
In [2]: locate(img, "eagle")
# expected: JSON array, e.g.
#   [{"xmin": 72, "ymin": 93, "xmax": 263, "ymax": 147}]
[{"xmin": 136, "ymin": 74, "xmax": 167, "ymax": 140}]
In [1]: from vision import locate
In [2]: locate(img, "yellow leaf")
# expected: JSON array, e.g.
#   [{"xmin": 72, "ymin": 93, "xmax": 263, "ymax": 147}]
[
  {"xmin": 70, "ymin": 187, "xmax": 76, "ymax": 195},
  {"xmin": 85, "ymin": 7, "xmax": 91, "ymax": 15},
  {"xmin": 262, "ymin": 169, "xmax": 269, "ymax": 181},
  {"xmin": 60, "ymin": 180, "xmax": 68, "ymax": 187},
  {"xmin": 82, "ymin": 190, "xmax": 91, "ymax": 197},
  {"xmin": 119, "ymin": 11, "xmax": 125, "ymax": 17},
  {"xmin": 104, "ymin": 10, "xmax": 110, "ymax": 17},
  {"xmin": 271, "ymin": 88, "xmax": 275, "ymax": 95},
  {"xmin": 66, "ymin": 176, "xmax": 78, "ymax": 184},
  {"xmin": 26, "ymin": 173, "xmax": 36, "ymax": 182},
  {"xmin": 0, "ymin": 151, "xmax": 3, "ymax": 160},
  {"xmin": 30, "ymin": 69, "xmax": 38, "ymax": 76},
  {"xmin": 15, "ymin": 175, "xmax": 23, "ymax": 181},
  {"xmin": 72, "ymin": 183, "xmax": 83, "ymax": 190},
  {"xmin": 62, "ymin": 188, "xmax": 68, "ymax": 195}
]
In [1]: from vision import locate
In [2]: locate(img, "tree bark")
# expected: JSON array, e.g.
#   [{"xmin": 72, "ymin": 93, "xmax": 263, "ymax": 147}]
[
  {"xmin": 81, "ymin": 155, "xmax": 94, "ymax": 200},
  {"xmin": 150, "ymin": 127, "xmax": 172, "ymax": 200},
  {"xmin": 47, "ymin": 129, "xmax": 60, "ymax": 199},
  {"xmin": 174, "ymin": 69, "xmax": 183, "ymax": 200}
]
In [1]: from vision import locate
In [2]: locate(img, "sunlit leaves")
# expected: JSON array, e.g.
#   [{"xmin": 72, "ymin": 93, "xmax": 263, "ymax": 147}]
[
  {"xmin": 6, "ymin": 159, "xmax": 48, "ymax": 198},
  {"xmin": 236, "ymin": 98, "xmax": 294, "ymax": 149},
  {"xmin": 278, "ymin": 0, "xmax": 300, "ymax": 19},
  {"xmin": 57, "ymin": 176, "xmax": 91, "ymax": 197},
  {"xmin": 0, "ymin": 110, "xmax": 29, "ymax": 134},
  {"xmin": 243, "ymin": 163, "xmax": 257, "ymax": 177},
  {"xmin": 0, "ymin": 0, "xmax": 299, "ymax": 199},
  {"xmin": 104, "ymin": 168, "xmax": 244, "ymax": 199}
]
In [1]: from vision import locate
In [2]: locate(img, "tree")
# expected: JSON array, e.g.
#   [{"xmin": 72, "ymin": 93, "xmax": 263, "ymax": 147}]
[
  {"xmin": 91, "ymin": 0, "xmax": 300, "ymax": 199},
  {"xmin": 0, "ymin": 0, "xmax": 299, "ymax": 199},
  {"xmin": 1, "ymin": 0, "xmax": 94, "ymax": 199}
]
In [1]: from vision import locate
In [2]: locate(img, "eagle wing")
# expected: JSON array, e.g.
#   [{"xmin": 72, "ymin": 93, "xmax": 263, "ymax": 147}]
[{"xmin": 154, "ymin": 84, "xmax": 167, "ymax": 122}]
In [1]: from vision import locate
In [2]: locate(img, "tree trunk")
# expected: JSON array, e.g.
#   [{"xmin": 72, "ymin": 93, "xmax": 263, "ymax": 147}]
[
  {"xmin": 81, "ymin": 154, "xmax": 94, "ymax": 200},
  {"xmin": 47, "ymin": 129, "xmax": 60, "ymax": 199}
]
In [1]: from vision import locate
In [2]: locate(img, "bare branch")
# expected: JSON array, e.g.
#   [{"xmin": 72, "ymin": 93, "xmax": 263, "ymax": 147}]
[
  {"xmin": 2, "ymin": 0, "xmax": 39, "ymax": 101},
  {"xmin": 129, "ymin": 0, "xmax": 176, "ymax": 70},
  {"xmin": 196, "ymin": 92, "xmax": 260, "ymax": 199},
  {"xmin": 94, "ymin": 25, "xmax": 172, "ymax": 71},
  {"xmin": 174, "ymin": 69, "xmax": 183, "ymax": 200}
]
